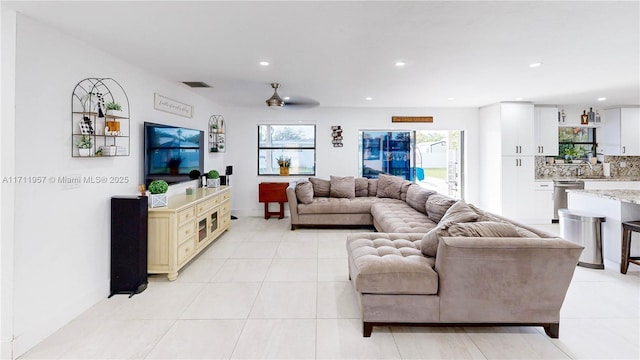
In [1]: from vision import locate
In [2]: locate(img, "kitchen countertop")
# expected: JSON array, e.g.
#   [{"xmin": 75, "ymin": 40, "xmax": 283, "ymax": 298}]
[
  {"xmin": 566, "ymin": 189, "xmax": 640, "ymax": 205},
  {"xmin": 536, "ymin": 177, "xmax": 640, "ymax": 182}
]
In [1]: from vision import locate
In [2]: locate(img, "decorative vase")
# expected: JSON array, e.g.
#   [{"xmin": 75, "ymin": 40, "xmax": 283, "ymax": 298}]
[
  {"xmin": 149, "ymin": 193, "xmax": 168, "ymax": 208},
  {"xmin": 279, "ymin": 167, "xmax": 290, "ymax": 176},
  {"xmin": 207, "ymin": 178, "xmax": 220, "ymax": 187}
]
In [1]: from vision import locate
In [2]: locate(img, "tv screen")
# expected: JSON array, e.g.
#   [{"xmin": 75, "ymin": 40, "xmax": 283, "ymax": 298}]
[{"xmin": 144, "ymin": 122, "xmax": 204, "ymax": 185}]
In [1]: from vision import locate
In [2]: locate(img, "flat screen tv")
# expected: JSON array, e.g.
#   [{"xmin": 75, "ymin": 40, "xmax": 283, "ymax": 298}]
[{"xmin": 144, "ymin": 122, "xmax": 204, "ymax": 186}]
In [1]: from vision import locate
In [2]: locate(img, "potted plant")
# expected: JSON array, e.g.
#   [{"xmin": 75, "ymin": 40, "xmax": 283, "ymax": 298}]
[
  {"xmin": 148, "ymin": 179, "xmax": 169, "ymax": 208},
  {"xmin": 207, "ymin": 169, "xmax": 220, "ymax": 187},
  {"xmin": 277, "ymin": 155, "xmax": 291, "ymax": 176},
  {"xmin": 76, "ymin": 135, "xmax": 93, "ymax": 156},
  {"xmin": 105, "ymin": 101, "xmax": 122, "ymax": 116}
]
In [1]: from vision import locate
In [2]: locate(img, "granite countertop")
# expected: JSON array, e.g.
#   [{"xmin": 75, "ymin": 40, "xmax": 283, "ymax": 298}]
[
  {"xmin": 536, "ymin": 176, "xmax": 640, "ymax": 182},
  {"xmin": 566, "ymin": 189, "xmax": 640, "ymax": 205}
]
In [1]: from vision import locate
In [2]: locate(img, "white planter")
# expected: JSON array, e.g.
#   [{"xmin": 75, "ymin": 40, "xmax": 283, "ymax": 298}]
[
  {"xmin": 78, "ymin": 148, "xmax": 92, "ymax": 157},
  {"xmin": 106, "ymin": 109, "xmax": 121, "ymax": 117},
  {"xmin": 207, "ymin": 178, "xmax": 220, "ymax": 188},
  {"xmin": 149, "ymin": 193, "xmax": 168, "ymax": 208}
]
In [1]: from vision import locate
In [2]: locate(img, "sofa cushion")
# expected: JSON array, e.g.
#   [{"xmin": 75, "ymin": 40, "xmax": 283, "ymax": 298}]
[
  {"xmin": 426, "ymin": 194, "xmax": 458, "ymax": 223},
  {"xmin": 399, "ymin": 180, "xmax": 413, "ymax": 202},
  {"xmin": 295, "ymin": 180, "xmax": 314, "ymax": 204},
  {"xmin": 447, "ymin": 221, "xmax": 521, "ymax": 237},
  {"xmin": 376, "ymin": 174, "xmax": 404, "ymax": 199},
  {"xmin": 367, "ymin": 179, "xmax": 378, "ymax": 196},
  {"xmin": 330, "ymin": 176, "xmax": 355, "ymax": 199},
  {"xmin": 405, "ymin": 185, "xmax": 436, "ymax": 214},
  {"xmin": 438, "ymin": 201, "xmax": 480, "ymax": 226},
  {"xmin": 297, "ymin": 197, "xmax": 380, "ymax": 214},
  {"xmin": 347, "ymin": 234, "xmax": 438, "ymax": 295},
  {"xmin": 355, "ymin": 178, "xmax": 369, "ymax": 197},
  {"xmin": 421, "ymin": 220, "xmax": 536, "ymax": 257},
  {"xmin": 468, "ymin": 203, "xmax": 542, "ymax": 238},
  {"xmin": 371, "ymin": 200, "xmax": 437, "ymax": 233},
  {"xmin": 309, "ymin": 177, "xmax": 330, "ymax": 197}
]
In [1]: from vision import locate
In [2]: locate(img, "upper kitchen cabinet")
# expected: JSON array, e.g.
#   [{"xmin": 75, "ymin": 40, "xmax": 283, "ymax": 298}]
[
  {"xmin": 534, "ymin": 106, "xmax": 559, "ymax": 156},
  {"xmin": 500, "ymin": 103, "xmax": 535, "ymax": 156},
  {"xmin": 601, "ymin": 107, "xmax": 640, "ymax": 156}
]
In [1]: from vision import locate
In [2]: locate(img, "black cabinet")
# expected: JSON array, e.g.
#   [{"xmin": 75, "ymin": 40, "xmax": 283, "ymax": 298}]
[{"xmin": 110, "ymin": 196, "xmax": 148, "ymax": 297}]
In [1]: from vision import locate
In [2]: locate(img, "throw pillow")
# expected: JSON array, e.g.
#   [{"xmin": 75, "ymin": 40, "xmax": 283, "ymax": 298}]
[
  {"xmin": 330, "ymin": 176, "xmax": 356, "ymax": 199},
  {"xmin": 447, "ymin": 221, "xmax": 521, "ymax": 238},
  {"xmin": 425, "ymin": 194, "xmax": 457, "ymax": 223},
  {"xmin": 355, "ymin": 178, "xmax": 369, "ymax": 197},
  {"xmin": 295, "ymin": 180, "xmax": 314, "ymax": 204},
  {"xmin": 421, "ymin": 224, "xmax": 449, "ymax": 257},
  {"xmin": 399, "ymin": 180, "xmax": 412, "ymax": 202},
  {"xmin": 309, "ymin": 177, "xmax": 330, "ymax": 197},
  {"xmin": 367, "ymin": 179, "xmax": 378, "ymax": 196},
  {"xmin": 376, "ymin": 173, "xmax": 404, "ymax": 199},
  {"xmin": 405, "ymin": 186, "xmax": 436, "ymax": 214},
  {"xmin": 438, "ymin": 201, "xmax": 480, "ymax": 226}
]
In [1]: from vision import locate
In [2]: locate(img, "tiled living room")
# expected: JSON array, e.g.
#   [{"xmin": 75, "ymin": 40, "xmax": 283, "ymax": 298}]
[
  {"xmin": 2, "ymin": 1, "xmax": 639, "ymax": 360},
  {"xmin": 19, "ymin": 217, "xmax": 640, "ymax": 359}
]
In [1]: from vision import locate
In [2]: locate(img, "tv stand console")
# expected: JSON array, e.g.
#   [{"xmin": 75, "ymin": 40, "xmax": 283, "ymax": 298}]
[{"xmin": 148, "ymin": 186, "xmax": 231, "ymax": 280}]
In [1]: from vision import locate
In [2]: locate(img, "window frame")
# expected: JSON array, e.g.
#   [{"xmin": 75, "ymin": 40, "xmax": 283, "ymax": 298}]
[
  {"xmin": 557, "ymin": 127, "xmax": 597, "ymax": 160},
  {"xmin": 257, "ymin": 124, "xmax": 317, "ymax": 176}
]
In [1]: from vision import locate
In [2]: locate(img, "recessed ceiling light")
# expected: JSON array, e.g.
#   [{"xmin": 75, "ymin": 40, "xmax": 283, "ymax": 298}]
[
  {"xmin": 515, "ymin": 97, "xmax": 524, "ymax": 101},
  {"xmin": 259, "ymin": 61, "xmax": 270, "ymax": 66},
  {"xmin": 365, "ymin": 97, "xmax": 373, "ymax": 101},
  {"xmin": 529, "ymin": 62, "xmax": 542, "ymax": 68},
  {"xmin": 597, "ymin": 97, "xmax": 607, "ymax": 101},
  {"xmin": 395, "ymin": 61, "xmax": 406, "ymax": 67},
  {"xmin": 447, "ymin": 97, "xmax": 455, "ymax": 101},
  {"xmin": 283, "ymin": 96, "xmax": 290, "ymax": 101}
]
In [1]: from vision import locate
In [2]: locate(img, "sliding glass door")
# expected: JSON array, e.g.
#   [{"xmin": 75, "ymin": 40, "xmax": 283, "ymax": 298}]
[{"xmin": 359, "ymin": 130, "xmax": 464, "ymax": 198}]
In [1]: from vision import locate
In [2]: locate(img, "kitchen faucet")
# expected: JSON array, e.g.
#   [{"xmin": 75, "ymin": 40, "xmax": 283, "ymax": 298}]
[{"xmin": 577, "ymin": 160, "xmax": 594, "ymax": 176}]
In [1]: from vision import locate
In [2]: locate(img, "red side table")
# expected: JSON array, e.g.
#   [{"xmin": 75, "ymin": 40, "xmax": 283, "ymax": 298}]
[{"xmin": 258, "ymin": 182, "xmax": 289, "ymax": 219}]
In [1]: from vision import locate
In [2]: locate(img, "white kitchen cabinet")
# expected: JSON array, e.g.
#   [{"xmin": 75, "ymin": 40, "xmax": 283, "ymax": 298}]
[
  {"xmin": 601, "ymin": 107, "xmax": 640, "ymax": 156},
  {"xmin": 534, "ymin": 106, "xmax": 558, "ymax": 156},
  {"xmin": 501, "ymin": 103, "xmax": 535, "ymax": 156},
  {"xmin": 532, "ymin": 181, "xmax": 554, "ymax": 223},
  {"xmin": 501, "ymin": 156, "xmax": 537, "ymax": 221}
]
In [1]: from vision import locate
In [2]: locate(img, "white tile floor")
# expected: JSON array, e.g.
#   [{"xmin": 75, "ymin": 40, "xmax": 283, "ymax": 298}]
[{"xmin": 20, "ymin": 218, "xmax": 640, "ymax": 359}]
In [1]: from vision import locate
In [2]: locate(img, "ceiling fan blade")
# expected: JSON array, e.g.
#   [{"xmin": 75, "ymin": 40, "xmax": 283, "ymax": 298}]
[{"xmin": 284, "ymin": 96, "xmax": 320, "ymax": 109}]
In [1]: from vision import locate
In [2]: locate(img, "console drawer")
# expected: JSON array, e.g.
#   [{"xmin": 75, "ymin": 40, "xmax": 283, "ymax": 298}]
[{"xmin": 177, "ymin": 208, "xmax": 195, "ymax": 225}]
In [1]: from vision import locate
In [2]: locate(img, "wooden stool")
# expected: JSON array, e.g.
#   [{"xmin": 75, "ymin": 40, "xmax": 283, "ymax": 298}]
[{"xmin": 621, "ymin": 221, "xmax": 640, "ymax": 274}]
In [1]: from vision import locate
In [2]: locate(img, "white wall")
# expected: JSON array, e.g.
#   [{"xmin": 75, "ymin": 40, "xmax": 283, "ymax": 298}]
[
  {"xmin": 2, "ymin": 15, "xmax": 225, "ymax": 358},
  {"xmin": 224, "ymin": 106, "xmax": 480, "ymax": 216}
]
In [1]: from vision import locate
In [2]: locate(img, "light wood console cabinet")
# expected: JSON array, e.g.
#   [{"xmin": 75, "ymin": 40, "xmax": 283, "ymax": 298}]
[{"xmin": 148, "ymin": 186, "xmax": 231, "ymax": 280}]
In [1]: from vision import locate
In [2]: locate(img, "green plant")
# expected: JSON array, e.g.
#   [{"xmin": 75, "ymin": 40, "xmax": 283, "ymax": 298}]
[
  {"xmin": 207, "ymin": 170, "xmax": 220, "ymax": 179},
  {"xmin": 76, "ymin": 135, "xmax": 93, "ymax": 148},
  {"xmin": 277, "ymin": 155, "xmax": 291, "ymax": 168},
  {"xmin": 105, "ymin": 102, "xmax": 122, "ymax": 111},
  {"xmin": 148, "ymin": 180, "xmax": 169, "ymax": 194}
]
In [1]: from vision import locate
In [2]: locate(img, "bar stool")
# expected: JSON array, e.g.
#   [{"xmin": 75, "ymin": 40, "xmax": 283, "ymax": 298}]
[{"xmin": 621, "ymin": 221, "xmax": 640, "ymax": 274}]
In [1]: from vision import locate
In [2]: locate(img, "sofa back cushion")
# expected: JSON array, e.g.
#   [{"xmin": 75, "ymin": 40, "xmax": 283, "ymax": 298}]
[
  {"xmin": 405, "ymin": 185, "xmax": 436, "ymax": 214},
  {"xmin": 447, "ymin": 221, "xmax": 520, "ymax": 237},
  {"xmin": 399, "ymin": 180, "xmax": 413, "ymax": 202},
  {"xmin": 330, "ymin": 176, "xmax": 355, "ymax": 199},
  {"xmin": 295, "ymin": 180, "xmax": 314, "ymax": 204},
  {"xmin": 309, "ymin": 177, "xmax": 330, "ymax": 197},
  {"xmin": 376, "ymin": 174, "xmax": 404, "ymax": 199},
  {"xmin": 425, "ymin": 194, "xmax": 457, "ymax": 223},
  {"xmin": 367, "ymin": 179, "xmax": 378, "ymax": 196},
  {"xmin": 438, "ymin": 201, "xmax": 480, "ymax": 226},
  {"xmin": 355, "ymin": 177, "xmax": 369, "ymax": 197}
]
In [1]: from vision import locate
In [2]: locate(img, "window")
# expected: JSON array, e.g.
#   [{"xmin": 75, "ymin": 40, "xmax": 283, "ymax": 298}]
[
  {"xmin": 558, "ymin": 127, "xmax": 597, "ymax": 160},
  {"xmin": 258, "ymin": 124, "xmax": 316, "ymax": 176}
]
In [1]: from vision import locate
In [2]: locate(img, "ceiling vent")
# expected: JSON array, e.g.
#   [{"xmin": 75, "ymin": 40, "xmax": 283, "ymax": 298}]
[{"xmin": 182, "ymin": 81, "xmax": 211, "ymax": 88}]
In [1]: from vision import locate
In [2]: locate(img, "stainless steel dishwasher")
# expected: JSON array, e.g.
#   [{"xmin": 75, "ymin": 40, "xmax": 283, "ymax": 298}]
[{"xmin": 553, "ymin": 180, "xmax": 585, "ymax": 222}]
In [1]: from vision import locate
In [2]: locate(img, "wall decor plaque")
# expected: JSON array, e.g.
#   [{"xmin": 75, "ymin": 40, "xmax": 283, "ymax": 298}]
[{"xmin": 154, "ymin": 93, "xmax": 193, "ymax": 118}]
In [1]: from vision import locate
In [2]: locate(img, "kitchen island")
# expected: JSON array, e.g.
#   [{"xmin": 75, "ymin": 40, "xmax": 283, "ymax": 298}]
[{"xmin": 567, "ymin": 189, "xmax": 640, "ymax": 267}]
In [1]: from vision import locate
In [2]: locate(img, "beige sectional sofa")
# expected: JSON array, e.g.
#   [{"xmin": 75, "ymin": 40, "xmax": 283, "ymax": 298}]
[{"xmin": 286, "ymin": 174, "xmax": 583, "ymax": 338}]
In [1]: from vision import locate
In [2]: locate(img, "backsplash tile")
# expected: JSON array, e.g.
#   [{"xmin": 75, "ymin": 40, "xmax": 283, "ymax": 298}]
[{"xmin": 535, "ymin": 156, "xmax": 640, "ymax": 178}]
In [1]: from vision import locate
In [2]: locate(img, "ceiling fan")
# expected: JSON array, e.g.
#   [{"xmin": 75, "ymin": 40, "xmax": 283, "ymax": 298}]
[{"xmin": 265, "ymin": 83, "xmax": 319, "ymax": 110}]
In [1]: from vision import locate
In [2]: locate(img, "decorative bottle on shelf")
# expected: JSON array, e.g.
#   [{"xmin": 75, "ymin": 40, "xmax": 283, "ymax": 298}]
[
  {"xmin": 587, "ymin": 107, "xmax": 595, "ymax": 123},
  {"xmin": 580, "ymin": 110, "xmax": 589, "ymax": 125},
  {"xmin": 595, "ymin": 110, "xmax": 601, "ymax": 123}
]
